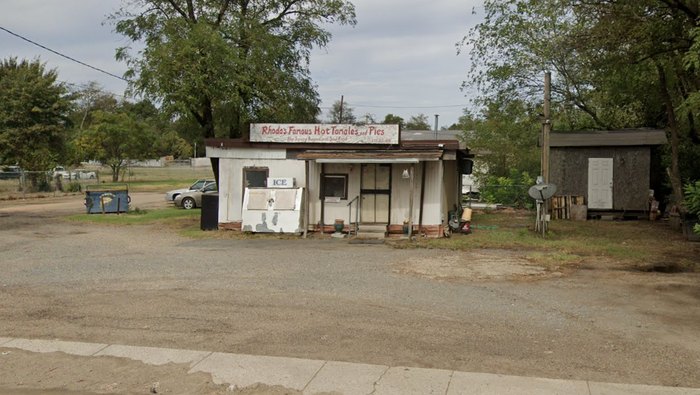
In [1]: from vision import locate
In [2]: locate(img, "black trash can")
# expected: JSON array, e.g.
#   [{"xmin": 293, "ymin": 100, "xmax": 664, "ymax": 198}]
[{"xmin": 200, "ymin": 193, "xmax": 219, "ymax": 231}]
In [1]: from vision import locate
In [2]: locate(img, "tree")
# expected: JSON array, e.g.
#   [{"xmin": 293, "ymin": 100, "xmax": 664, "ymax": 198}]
[
  {"xmin": 328, "ymin": 100, "xmax": 356, "ymax": 123},
  {"xmin": 74, "ymin": 111, "xmax": 155, "ymax": 181},
  {"xmin": 357, "ymin": 113, "xmax": 376, "ymax": 125},
  {"xmin": 460, "ymin": 100, "xmax": 540, "ymax": 179},
  {"xmin": 70, "ymin": 81, "xmax": 119, "ymax": 131},
  {"xmin": 405, "ymin": 114, "xmax": 431, "ymax": 130},
  {"xmin": 382, "ymin": 113, "xmax": 405, "ymax": 129},
  {"xmin": 112, "ymin": 0, "xmax": 356, "ymax": 139},
  {"xmin": 155, "ymin": 130, "xmax": 193, "ymax": 158},
  {"xmin": 0, "ymin": 58, "xmax": 73, "ymax": 170},
  {"xmin": 462, "ymin": 0, "xmax": 700, "ymax": 204}
]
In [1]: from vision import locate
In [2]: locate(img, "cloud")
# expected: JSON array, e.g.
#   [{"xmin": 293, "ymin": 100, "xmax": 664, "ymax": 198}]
[
  {"xmin": 311, "ymin": 0, "xmax": 482, "ymax": 125},
  {"xmin": 1, "ymin": 0, "xmax": 127, "ymax": 93},
  {"xmin": 0, "ymin": 0, "xmax": 484, "ymax": 125}
]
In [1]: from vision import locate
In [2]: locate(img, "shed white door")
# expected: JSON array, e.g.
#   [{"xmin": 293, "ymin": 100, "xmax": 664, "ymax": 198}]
[{"xmin": 588, "ymin": 158, "xmax": 613, "ymax": 209}]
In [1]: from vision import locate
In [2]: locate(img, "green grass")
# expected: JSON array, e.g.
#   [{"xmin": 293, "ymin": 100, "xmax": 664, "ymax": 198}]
[
  {"xmin": 407, "ymin": 210, "xmax": 698, "ymax": 269},
  {"xmin": 0, "ymin": 166, "xmax": 214, "ymax": 198},
  {"xmin": 67, "ymin": 207, "xmax": 200, "ymax": 226}
]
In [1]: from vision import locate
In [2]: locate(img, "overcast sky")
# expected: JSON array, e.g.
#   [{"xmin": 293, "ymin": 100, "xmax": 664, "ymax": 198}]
[{"xmin": 1, "ymin": 0, "xmax": 483, "ymax": 127}]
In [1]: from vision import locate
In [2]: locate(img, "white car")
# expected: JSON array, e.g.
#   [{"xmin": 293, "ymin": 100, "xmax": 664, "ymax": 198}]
[
  {"xmin": 74, "ymin": 169, "xmax": 97, "ymax": 179},
  {"xmin": 165, "ymin": 179, "xmax": 216, "ymax": 202},
  {"xmin": 51, "ymin": 166, "xmax": 76, "ymax": 180}
]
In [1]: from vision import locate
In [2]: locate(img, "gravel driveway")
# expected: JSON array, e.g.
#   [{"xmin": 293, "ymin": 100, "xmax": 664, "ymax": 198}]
[{"xmin": 0, "ymin": 194, "xmax": 699, "ymax": 389}]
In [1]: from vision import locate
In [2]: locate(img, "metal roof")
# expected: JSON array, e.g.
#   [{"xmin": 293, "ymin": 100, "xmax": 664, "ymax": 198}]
[{"xmin": 549, "ymin": 129, "xmax": 668, "ymax": 147}]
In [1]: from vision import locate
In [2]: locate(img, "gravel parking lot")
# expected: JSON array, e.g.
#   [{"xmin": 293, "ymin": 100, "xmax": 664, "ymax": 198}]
[{"xmin": 0, "ymin": 194, "xmax": 699, "ymax": 391}]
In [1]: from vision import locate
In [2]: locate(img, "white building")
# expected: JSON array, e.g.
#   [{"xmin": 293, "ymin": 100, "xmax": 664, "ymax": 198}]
[{"xmin": 205, "ymin": 124, "xmax": 472, "ymax": 238}]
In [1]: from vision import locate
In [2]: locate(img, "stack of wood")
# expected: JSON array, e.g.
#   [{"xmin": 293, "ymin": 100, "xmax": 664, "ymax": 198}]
[{"xmin": 551, "ymin": 195, "xmax": 585, "ymax": 220}]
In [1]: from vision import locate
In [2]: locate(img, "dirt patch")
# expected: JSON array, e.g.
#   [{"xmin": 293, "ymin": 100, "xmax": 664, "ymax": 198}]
[
  {"xmin": 393, "ymin": 249, "xmax": 564, "ymax": 282},
  {"xmin": 0, "ymin": 349, "xmax": 229, "ymax": 395},
  {"xmin": 636, "ymin": 262, "xmax": 696, "ymax": 273}
]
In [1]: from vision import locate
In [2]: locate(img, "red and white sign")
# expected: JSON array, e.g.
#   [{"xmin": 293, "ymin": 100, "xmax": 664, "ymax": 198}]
[{"xmin": 250, "ymin": 124, "xmax": 399, "ymax": 145}]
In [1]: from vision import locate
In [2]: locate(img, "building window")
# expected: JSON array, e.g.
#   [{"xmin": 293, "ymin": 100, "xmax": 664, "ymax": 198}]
[
  {"xmin": 244, "ymin": 167, "xmax": 268, "ymax": 188},
  {"xmin": 321, "ymin": 174, "xmax": 348, "ymax": 200}
]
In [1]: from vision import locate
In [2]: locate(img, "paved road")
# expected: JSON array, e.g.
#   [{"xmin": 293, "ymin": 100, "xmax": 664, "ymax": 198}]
[{"xmin": 0, "ymin": 196, "xmax": 699, "ymax": 391}]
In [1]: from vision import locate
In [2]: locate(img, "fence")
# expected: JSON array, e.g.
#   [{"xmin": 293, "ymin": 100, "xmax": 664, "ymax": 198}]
[
  {"xmin": 0, "ymin": 171, "xmax": 101, "ymax": 198},
  {"xmin": 471, "ymin": 184, "xmax": 534, "ymax": 209}
]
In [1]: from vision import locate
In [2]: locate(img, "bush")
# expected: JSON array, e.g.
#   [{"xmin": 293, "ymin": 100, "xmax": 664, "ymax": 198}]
[
  {"xmin": 480, "ymin": 170, "xmax": 535, "ymax": 209},
  {"xmin": 66, "ymin": 182, "xmax": 82, "ymax": 193},
  {"xmin": 683, "ymin": 180, "xmax": 700, "ymax": 235}
]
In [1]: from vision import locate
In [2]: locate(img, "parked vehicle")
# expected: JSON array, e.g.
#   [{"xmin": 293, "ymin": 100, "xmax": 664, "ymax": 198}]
[
  {"xmin": 0, "ymin": 166, "xmax": 22, "ymax": 180},
  {"xmin": 165, "ymin": 179, "xmax": 216, "ymax": 202},
  {"xmin": 174, "ymin": 182, "xmax": 218, "ymax": 209},
  {"xmin": 74, "ymin": 169, "xmax": 97, "ymax": 179},
  {"xmin": 51, "ymin": 166, "xmax": 76, "ymax": 180}
]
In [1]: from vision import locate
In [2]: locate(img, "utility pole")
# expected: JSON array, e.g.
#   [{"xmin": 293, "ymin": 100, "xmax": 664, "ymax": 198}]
[
  {"xmin": 542, "ymin": 72, "xmax": 551, "ymax": 183},
  {"xmin": 539, "ymin": 71, "xmax": 552, "ymax": 235},
  {"xmin": 339, "ymin": 95, "xmax": 344, "ymax": 123}
]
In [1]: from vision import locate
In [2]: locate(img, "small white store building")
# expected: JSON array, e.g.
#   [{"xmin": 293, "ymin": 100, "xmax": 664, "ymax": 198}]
[{"xmin": 205, "ymin": 124, "xmax": 472, "ymax": 238}]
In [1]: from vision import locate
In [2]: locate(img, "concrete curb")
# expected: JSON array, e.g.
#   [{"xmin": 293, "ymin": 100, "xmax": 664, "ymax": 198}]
[{"xmin": 1, "ymin": 337, "xmax": 699, "ymax": 394}]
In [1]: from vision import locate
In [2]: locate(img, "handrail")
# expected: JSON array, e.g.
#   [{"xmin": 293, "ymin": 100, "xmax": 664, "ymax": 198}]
[
  {"xmin": 347, "ymin": 195, "xmax": 360, "ymax": 236},
  {"xmin": 346, "ymin": 195, "xmax": 359, "ymax": 207}
]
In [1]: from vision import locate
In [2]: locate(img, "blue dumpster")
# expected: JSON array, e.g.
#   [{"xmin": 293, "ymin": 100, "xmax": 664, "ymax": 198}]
[{"xmin": 85, "ymin": 185, "xmax": 129, "ymax": 214}]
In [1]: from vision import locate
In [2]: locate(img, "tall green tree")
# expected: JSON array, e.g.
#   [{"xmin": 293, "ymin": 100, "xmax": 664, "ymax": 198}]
[
  {"xmin": 405, "ymin": 114, "xmax": 431, "ymax": 130},
  {"xmin": 112, "ymin": 0, "xmax": 356, "ymax": 139},
  {"xmin": 74, "ymin": 111, "xmax": 155, "ymax": 181},
  {"xmin": 460, "ymin": 100, "xmax": 541, "ymax": 179},
  {"xmin": 328, "ymin": 100, "xmax": 356, "ymax": 123},
  {"xmin": 382, "ymin": 113, "xmax": 405, "ymax": 129},
  {"xmin": 462, "ymin": 0, "xmax": 700, "ymax": 204},
  {"xmin": 0, "ymin": 58, "xmax": 73, "ymax": 170},
  {"xmin": 70, "ymin": 81, "xmax": 119, "ymax": 131}
]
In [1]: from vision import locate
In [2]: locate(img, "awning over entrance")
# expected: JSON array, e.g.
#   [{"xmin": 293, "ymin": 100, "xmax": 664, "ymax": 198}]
[{"xmin": 296, "ymin": 150, "xmax": 443, "ymax": 163}]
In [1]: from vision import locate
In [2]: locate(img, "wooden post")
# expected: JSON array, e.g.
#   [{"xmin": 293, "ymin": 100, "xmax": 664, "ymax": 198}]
[
  {"xmin": 542, "ymin": 72, "xmax": 552, "ymax": 229},
  {"xmin": 320, "ymin": 163, "xmax": 325, "ymax": 236},
  {"xmin": 339, "ymin": 95, "xmax": 344, "ymax": 123},
  {"xmin": 543, "ymin": 71, "xmax": 551, "ymax": 184},
  {"xmin": 408, "ymin": 164, "xmax": 415, "ymax": 238},
  {"xmin": 303, "ymin": 160, "xmax": 309, "ymax": 238}
]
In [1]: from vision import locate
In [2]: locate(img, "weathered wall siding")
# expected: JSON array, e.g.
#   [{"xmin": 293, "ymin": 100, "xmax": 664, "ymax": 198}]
[
  {"xmin": 218, "ymin": 158, "xmax": 234, "ymax": 223},
  {"xmin": 422, "ymin": 161, "xmax": 444, "ymax": 225},
  {"xmin": 218, "ymin": 155, "xmax": 306, "ymax": 223},
  {"xmin": 390, "ymin": 163, "xmax": 422, "ymax": 225},
  {"xmin": 443, "ymin": 160, "xmax": 458, "ymax": 221},
  {"xmin": 550, "ymin": 147, "xmax": 651, "ymax": 211},
  {"xmin": 207, "ymin": 146, "xmax": 287, "ymax": 159},
  {"xmin": 214, "ymin": 146, "xmax": 456, "ymax": 231},
  {"xmin": 310, "ymin": 162, "xmax": 361, "ymax": 225}
]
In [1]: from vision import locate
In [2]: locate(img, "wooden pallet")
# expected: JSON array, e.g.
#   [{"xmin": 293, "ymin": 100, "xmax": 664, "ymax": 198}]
[{"xmin": 552, "ymin": 195, "xmax": 585, "ymax": 220}]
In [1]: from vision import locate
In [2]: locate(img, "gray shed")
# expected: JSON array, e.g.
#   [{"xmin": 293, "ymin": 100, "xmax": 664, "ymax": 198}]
[{"xmin": 548, "ymin": 129, "xmax": 668, "ymax": 212}]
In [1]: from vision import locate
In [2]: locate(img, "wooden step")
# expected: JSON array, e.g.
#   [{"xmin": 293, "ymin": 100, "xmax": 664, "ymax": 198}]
[
  {"xmin": 357, "ymin": 224, "xmax": 387, "ymax": 233},
  {"xmin": 354, "ymin": 231, "xmax": 387, "ymax": 239},
  {"xmin": 355, "ymin": 223, "xmax": 387, "ymax": 239}
]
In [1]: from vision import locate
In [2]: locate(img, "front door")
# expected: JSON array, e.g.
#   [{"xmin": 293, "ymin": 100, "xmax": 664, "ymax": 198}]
[
  {"xmin": 360, "ymin": 164, "xmax": 390, "ymax": 223},
  {"xmin": 588, "ymin": 158, "xmax": 613, "ymax": 209}
]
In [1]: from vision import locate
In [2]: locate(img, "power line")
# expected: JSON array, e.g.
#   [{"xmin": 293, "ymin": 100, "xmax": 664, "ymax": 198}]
[
  {"xmin": 320, "ymin": 104, "xmax": 467, "ymax": 111},
  {"xmin": 352, "ymin": 103, "xmax": 467, "ymax": 109},
  {"xmin": 0, "ymin": 25, "xmax": 128, "ymax": 82}
]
